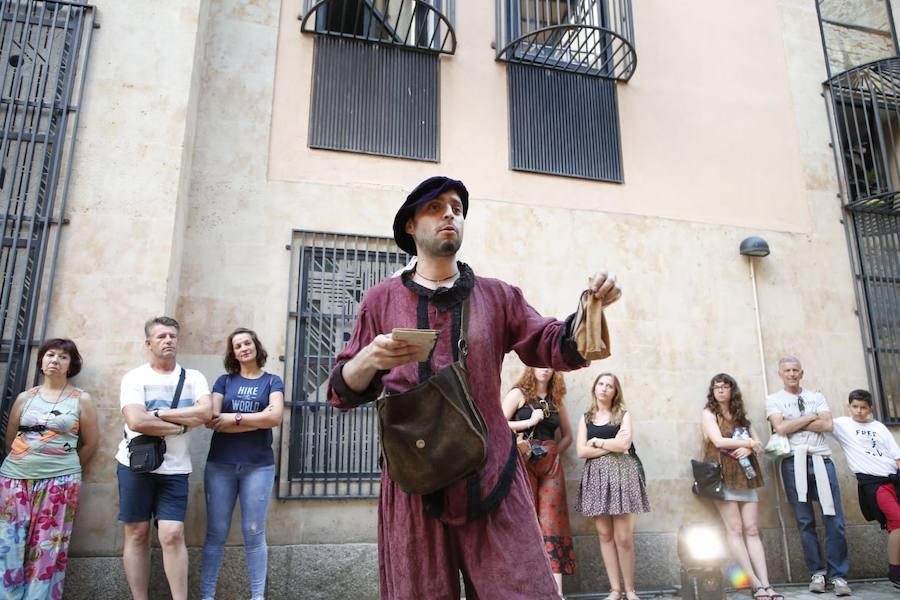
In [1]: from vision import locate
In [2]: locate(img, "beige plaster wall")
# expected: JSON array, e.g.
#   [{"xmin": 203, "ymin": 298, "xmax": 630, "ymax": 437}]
[
  {"xmin": 269, "ymin": 0, "xmax": 811, "ymax": 233},
  {"xmin": 49, "ymin": 0, "xmax": 884, "ymax": 568}
]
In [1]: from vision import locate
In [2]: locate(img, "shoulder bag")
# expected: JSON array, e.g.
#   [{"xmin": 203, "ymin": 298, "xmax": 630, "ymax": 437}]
[
  {"xmin": 376, "ymin": 300, "xmax": 488, "ymax": 496},
  {"xmin": 127, "ymin": 368, "xmax": 185, "ymax": 473}
]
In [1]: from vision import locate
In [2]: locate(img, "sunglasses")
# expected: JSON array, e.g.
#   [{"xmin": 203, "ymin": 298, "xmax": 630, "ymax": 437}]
[{"xmin": 797, "ymin": 395, "xmax": 805, "ymax": 414}]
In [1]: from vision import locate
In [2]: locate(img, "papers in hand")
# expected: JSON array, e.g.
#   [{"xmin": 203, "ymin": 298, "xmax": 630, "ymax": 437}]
[{"xmin": 391, "ymin": 328, "xmax": 439, "ymax": 362}]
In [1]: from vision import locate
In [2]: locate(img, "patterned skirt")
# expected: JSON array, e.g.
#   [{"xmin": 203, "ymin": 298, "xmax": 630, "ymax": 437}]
[
  {"xmin": 0, "ymin": 472, "xmax": 81, "ymax": 600},
  {"xmin": 522, "ymin": 440, "xmax": 576, "ymax": 575},
  {"xmin": 577, "ymin": 452, "xmax": 650, "ymax": 516}
]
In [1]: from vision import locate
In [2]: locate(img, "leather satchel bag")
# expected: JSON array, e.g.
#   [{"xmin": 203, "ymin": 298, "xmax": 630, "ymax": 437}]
[
  {"xmin": 127, "ymin": 368, "xmax": 185, "ymax": 473},
  {"xmin": 572, "ymin": 289, "xmax": 610, "ymax": 360},
  {"xmin": 691, "ymin": 457, "xmax": 725, "ymax": 500},
  {"xmin": 376, "ymin": 300, "xmax": 488, "ymax": 496}
]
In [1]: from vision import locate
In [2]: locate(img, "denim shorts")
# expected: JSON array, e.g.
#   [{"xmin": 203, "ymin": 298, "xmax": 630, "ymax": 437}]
[{"xmin": 116, "ymin": 462, "xmax": 189, "ymax": 523}]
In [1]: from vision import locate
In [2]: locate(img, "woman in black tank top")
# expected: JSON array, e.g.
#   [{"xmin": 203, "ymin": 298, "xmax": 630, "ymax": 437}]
[
  {"xmin": 502, "ymin": 367, "xmax": 576, "ymax": 594},
  {"xmin": 576, "ymin": 372, "xmax": 650, "ymax": 600}
]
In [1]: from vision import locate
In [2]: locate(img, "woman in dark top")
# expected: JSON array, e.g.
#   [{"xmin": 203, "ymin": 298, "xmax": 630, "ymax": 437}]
[
  {"xmin": 201, "ymin": 328, "xmax": 284, "ymax": 600},
  {"xmin": 503, "ymin": 367, "xmax": 575, "ymax": 595},
  {"xmin": 701, "ymin": 373, "xmax": 781, "ymax": 600},
  {"xmin": 576, "ymin": 372, "xmax": 649, "ymax": 600}
]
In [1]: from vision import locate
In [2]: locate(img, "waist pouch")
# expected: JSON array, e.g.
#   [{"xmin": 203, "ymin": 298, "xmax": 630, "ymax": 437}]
[{"xmin": 127, "ymin": 435, "xmax": 166, "ymax": 473}]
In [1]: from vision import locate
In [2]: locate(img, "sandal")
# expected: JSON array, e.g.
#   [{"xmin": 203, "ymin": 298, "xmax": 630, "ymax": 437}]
[
  {"xmin": 752, "ymin": 588, "xmax": 773, "ymax": 600},
  {"xmin": 625, "ymin": 592, "xmax": 640, "ymax": 600},
  {"xmin": 603, "ymin": 592, "xmax": 622, "ymax": 600},
  {"xmin": 765, "ymin": 588, "xmax": 784, "ymax": 600}
]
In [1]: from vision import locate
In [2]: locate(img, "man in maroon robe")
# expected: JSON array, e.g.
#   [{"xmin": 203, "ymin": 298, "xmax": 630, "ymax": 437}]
[{"xmin": 328, "ymin": 176, "xmax": 621, "ymax": 599}]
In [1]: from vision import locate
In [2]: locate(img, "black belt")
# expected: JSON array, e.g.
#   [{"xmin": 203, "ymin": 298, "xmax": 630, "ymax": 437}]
[{"xmin": 18, "ymin": 424, "xmax": 47, "ymax": 433}]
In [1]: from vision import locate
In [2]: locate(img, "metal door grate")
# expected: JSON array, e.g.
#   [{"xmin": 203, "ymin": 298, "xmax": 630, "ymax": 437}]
[
  {"xmin": 280, "ymin": 230, "xmax": 409, "ymax": 499},
  {"xmin": 0, "ymin": 0, "xmax": 95, "ymax": 441}
]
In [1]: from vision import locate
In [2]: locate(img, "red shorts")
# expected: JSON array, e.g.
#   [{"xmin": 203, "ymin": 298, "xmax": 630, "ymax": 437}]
[{"xmin": 876, "ymin": 483, "xmax": 900, "ymax": 532}]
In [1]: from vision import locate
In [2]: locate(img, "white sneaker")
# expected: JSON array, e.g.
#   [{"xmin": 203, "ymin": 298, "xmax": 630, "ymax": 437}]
[
  {"xmin": 809, "ymin": 573, "xmax": 826, "ymax": 593},
  {"xmin": 832, "ymin": 577, "xmax": 851, "ymax": 596}
]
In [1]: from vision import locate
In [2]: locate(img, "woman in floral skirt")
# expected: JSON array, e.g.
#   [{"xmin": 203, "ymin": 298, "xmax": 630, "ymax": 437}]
[{"xmin": 0, "ymin": 338, "xmax": 98, "ymax": 600}]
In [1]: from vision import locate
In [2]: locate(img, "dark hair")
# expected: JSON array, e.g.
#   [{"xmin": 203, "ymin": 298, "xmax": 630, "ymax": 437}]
[
  {"xmin": 223, "ymin": 328, "xmax": 268, "ymax": 375},
  {"xmin": 848, "ymin": 389, "xmax": 872, "ymax": 407},
  {"xmin": 144, "ymin": 316, "xmax": 179, "ymax": 339},
  {"xmin": 36, "ymin": 338, "xmax": 82, "ymax": 377},
  {"xmin": 705, "ymin": 373, "xmax": 750, "ymax": 428}
]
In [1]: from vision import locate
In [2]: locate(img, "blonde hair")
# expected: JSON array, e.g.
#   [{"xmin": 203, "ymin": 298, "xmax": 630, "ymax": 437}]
[{"xmin": 587, "ymin": 372, "xmax": 625, "ymax": 426}]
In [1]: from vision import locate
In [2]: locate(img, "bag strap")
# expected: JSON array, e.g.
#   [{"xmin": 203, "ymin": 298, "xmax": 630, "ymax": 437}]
[
  {"xmin": 457, "ymin": 298, "xmax": 469, "ymax": 370},
  {"xmin": 170, "ymin": 368, "xmax": 186, "ymax": 410}
]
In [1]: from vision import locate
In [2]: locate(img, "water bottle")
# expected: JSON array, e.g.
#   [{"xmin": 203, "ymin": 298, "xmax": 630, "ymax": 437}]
[
  {"xmin": 733, "ymin": 426, "xmax": 757, "ymax": 479},
  {"xmin": 738, "ymin": 455, "xmax": 757, "ymax": 480}
]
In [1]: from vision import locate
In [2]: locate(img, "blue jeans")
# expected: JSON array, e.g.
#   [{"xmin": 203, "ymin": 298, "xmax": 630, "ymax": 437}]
[
  {"xmin": 200, "ymin": 462, "xmax": 275, "ymax": 598},
  {"xmin": 780, "ymin": 458, "xmax": 848, "ymax": 579}
]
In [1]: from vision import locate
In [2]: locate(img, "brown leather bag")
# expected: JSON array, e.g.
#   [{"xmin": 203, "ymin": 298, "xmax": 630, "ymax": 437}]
[
  {"xmin": 376, "ymin": 300, "xmax": 488, "ymax": 496},
  {"xmin": 572, "ymin": 289, "xmax": 610, "ymax": 360}
]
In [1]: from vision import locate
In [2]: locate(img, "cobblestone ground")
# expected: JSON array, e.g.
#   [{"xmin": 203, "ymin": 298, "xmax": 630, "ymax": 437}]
[{"xmin": 567, "ymin": 579, "xmax": 898, "ymax": 599}]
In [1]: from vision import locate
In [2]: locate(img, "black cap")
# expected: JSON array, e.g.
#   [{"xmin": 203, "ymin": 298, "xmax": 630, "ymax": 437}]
[{"xmin": 392, "ymin": 176, "xmax": 469, "ymax": 255}]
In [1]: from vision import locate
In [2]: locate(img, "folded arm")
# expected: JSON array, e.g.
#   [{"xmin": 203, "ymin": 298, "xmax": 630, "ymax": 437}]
[
  {"xmin": 122, "ymin": 404, "xmax": 185, "ymax": 436},
  {"xmin": 768, "ymin": 412, "xmax": 817, "ymax": 436},
  {"xmin": 156, "ymin": 393, "xmax": 212, "ymax": 428},
  {"xmin": 576, "ymin": 418, "xmax": 609, "ymax": 459}
]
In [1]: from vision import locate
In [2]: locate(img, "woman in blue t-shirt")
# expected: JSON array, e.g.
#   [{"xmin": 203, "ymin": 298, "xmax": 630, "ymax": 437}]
[{"xmin": 200, "ymin": 328, "xmax": 284, "ymax": 600}]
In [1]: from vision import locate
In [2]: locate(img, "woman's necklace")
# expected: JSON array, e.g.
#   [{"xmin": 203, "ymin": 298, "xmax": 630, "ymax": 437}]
[
  {"xmin": 415, "ymin": 269, "xmax": 459, "ymax": 285},
  {"xmin": 40, "ymin": 384, "xmax": 70, "ymax": 404}
]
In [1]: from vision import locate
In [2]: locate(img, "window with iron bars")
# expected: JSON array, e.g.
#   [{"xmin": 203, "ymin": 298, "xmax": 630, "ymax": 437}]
[
  {"xmin": 280, "ymin": 230, "xmax": 409, "ymax": 499},
  {"xmin": 301, "ymin": 0, "xmax": 456, "ymax": 162},
  {"xmin": 496, "ymin": 0, "xmax": 635, "ymax": 182},
  {"xmin": 818, "ymin": 0, "xmax": 900, "ymax": 422}
]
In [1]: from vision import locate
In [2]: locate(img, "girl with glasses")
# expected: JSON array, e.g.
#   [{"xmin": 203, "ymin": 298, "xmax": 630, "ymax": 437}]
[
  {"xmin": 503, "ymin": 367, "xmax": 575, "ymax": 595},
  {"xmin": 701, "ymin": 373, "xmax": 781, "ymax": 600}
]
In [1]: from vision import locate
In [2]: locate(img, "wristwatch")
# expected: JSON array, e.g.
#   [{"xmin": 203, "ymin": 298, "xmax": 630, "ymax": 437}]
[
  {"xmin": 153, "ymin": 409, "xmax": 160, "ymax": 419},
  {"xmin": 234, "ymin": 412, "xmax": 242, "ymax": 425}
]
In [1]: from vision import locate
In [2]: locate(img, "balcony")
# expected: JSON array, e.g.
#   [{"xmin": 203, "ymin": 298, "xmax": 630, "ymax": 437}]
[
  {"xmin": 301, "ymin": 0, "xmax": 457, "ymax": 55},
  {"xmin": 495, "ymin": 0, "xmax": 636, "ymax": 81}
]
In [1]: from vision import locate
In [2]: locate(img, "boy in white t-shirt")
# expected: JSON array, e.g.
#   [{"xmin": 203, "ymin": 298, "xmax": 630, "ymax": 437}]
[{"xmin": 828, "ymin": 389, "xmax": 900, "ymax": 589}]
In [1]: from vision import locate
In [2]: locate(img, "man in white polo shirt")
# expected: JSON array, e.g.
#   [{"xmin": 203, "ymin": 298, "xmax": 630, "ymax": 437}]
[
  {"xmin": 115, "ymin": 316, "xmax": 211, "ymax": 600},
  {"xmin": 766, "ymin": 356, "xmax": 850, "ymax": 596}
]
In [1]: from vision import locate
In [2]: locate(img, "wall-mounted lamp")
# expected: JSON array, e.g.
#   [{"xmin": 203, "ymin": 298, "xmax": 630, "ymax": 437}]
[{"xmin": 739, "ymin": 236, "xmax": 770, "ymax": 258}]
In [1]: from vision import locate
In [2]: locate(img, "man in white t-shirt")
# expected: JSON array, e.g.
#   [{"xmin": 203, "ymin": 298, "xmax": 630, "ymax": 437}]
[
  {"xmin": 115, "ymin": 316, "xmax": 211, "ymax": 600},
  {"xmin": 828, "ymin": 389, "xmax": 900, "ymax": 589},
  {"xmin": 766, "ymin": 356, "xmax": 850, "ymax": 595}
]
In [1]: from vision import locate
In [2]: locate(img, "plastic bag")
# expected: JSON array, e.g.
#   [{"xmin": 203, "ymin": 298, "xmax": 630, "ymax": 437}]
[{"xmin": 765, "ymin": 433, "xmax": 791, "ymax": 457}]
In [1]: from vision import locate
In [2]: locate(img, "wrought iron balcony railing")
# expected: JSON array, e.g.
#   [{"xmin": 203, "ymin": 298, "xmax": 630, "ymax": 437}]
[
  {"xmin": 495, "ymin": 0, "xmax": 636, "ymax": 81},
  {"xmin": 301, "ymin": 0, "xmax": 456, "ymax": 55}
]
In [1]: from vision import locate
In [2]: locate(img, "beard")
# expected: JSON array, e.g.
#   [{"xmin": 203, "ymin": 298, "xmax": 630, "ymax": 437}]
[{"xmin": 416, "ymin": 235, "xmax": 462, "ymax": 257}]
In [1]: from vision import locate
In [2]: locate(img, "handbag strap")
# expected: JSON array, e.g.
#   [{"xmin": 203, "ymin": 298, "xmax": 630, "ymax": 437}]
[{"xmin": 170, "ymin": 368, "xmax": 186, "ymax": 410}]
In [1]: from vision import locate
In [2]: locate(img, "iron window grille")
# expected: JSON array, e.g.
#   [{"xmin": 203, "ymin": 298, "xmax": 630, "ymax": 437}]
[
  {"xmin": 498, "ymin": 0, "xmax": 634, "ymax": 181},
  {"xmin": 280, "ymin": 230, "xmax": 409, "ymax": 499},
  {"xmin": 301, "ymin": 0, "xmax": 456, "ymax": 162},
  {"xmin": 0, "ymin": 0, "xmax": 95, "ymax": 445},
  {"xmin": 818, "ymin": 0, "xmax": 900, "ymax": 422}
]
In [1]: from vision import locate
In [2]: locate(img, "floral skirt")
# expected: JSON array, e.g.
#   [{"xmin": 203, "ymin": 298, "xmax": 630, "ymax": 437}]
[
  {"xmin": 577, "ymin": 453, "xmax": 650, "ymax": 517},
  {"xmin": 0, "ymin": 473, "xmax": 81, "ymax": 600},
  {"xmin": 522, "ymin": 440, "xmax": 576, "ymax": 575}
]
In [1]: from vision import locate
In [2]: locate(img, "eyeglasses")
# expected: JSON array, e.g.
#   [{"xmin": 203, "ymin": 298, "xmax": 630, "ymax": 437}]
[
  {"xmin": 538, "ymin": 398, "xmax": 551, "ymax": 418},
  {"xmin": 797, "ymin": 395, "xmax": 805, "ymax": 414},
  {"xmin": 713, "ymin": 383, "xmax": 732, "ymax": 391}
]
